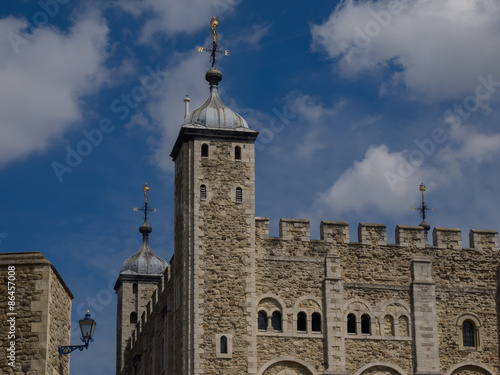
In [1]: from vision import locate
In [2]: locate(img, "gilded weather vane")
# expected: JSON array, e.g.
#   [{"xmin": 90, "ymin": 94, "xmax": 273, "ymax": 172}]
[
  {"xmin": 197, "ymin": 16, "xmax": 229, "ymax": 68},
  {"xmin": 133, "ymin": 183, "xmax": 157, "ymax": 222}
]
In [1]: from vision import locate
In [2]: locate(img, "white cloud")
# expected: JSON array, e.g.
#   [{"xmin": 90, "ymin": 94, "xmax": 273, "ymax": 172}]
[
  {"xmin": 128, "ymin": 51, "xmax": 211, "ymax": 172},
  {"xmin": 312, "ymin": 145, "xmax": 432, "ymax": 218},
  {"xmin": 311, "ymin": 0, "xmax": 500, "ymax": 102},
  {"xmin": 310, "ymin": 122, "xmax": 500, "ymax": 219},
  {"xmin": 118, "ymin": 0, "xmax": 241, "ymax": 41},
  {"xmin": 0, "ymin": 14, "xmax": 109, "ymax": 168}
]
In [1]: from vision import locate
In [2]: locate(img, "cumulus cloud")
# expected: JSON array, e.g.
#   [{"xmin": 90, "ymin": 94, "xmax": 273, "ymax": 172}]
[
  {"xmin": 127, "ymin": 51, "xmax": 211, "ymax": 172},
  {"xmin": 311, "ymin": 0, "xmax": 500, "ymax": 102},
  {"xmin": 118, "ymin": 0, "xmax": 241, "ymax": 41},
  {"xmin": 0, "ymin": 14, "xmax": 109, "ymax": 168},
  {"xmin": 310, "ymin": 122, "xmax": 500, "ymax": 219}
]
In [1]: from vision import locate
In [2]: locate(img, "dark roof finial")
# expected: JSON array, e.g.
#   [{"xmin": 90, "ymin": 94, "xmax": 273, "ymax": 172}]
[{"xmin": 412, "ymin": 183, "xmax": 433, "ymax": 241}]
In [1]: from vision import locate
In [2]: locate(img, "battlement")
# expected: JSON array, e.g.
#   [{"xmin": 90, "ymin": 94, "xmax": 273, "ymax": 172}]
[{"xmin": 256, "ymin": 218, "xmax": 499, "ymax": 250}]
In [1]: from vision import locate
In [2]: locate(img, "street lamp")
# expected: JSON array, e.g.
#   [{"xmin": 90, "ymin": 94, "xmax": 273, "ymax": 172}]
[{"xmin": 59, "ymin": 311, "xmax": 97, "ymax": 355}]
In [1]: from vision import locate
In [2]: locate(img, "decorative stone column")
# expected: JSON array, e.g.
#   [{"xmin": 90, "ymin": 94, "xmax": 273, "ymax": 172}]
[
  {"xmin": 323, "ymin": 254, "xmax": 348, "ymax": 375},
  {"xmin": 411, "ymin": 257, "xmax": 440, "ymax": 375}
]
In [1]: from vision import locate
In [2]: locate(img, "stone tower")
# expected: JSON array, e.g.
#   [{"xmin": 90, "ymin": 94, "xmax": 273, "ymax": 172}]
[
  {"xmin": 169, "ymin": 65, "xmax": 259, "ymax": 374},
  {"xmin": 114, "ymin": 188, "xmax": 168, "ymax": 375}
]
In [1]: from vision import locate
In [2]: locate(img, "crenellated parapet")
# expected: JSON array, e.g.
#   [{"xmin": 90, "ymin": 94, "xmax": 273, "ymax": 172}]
[
  {"xmin": 469, "ymin": 229, "xmax": 499, "ymax": 250},
  {"xmin": 255, "ymin": 218, "xmax": 498, "ymax": 250},
  {"xmin": 396, "ymin": 225, "xmax": 426, "ymax": 248},
  {"xmin": 358, "ymin": 223, "xmax": 387, "ymax": 246},
  {"xmin": 320, "ymin": 221, "xmax": 349, "ymax": 244},
  {"xmin": 432, "ymin": 227, "xmax": 462, "ymax": 249},
  {"xmin": 279, "ymin": 218, "xmax": 310, "ymax": 242}
]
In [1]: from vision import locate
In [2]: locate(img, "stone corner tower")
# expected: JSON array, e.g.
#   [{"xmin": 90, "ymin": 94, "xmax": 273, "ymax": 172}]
[
  {"xmin": 169, "ymin": 62, "xmax": 259, "ymax": 374},
  {"xmin": 114, "ymin": 185, "xmax": 168, "ymax": 375}
]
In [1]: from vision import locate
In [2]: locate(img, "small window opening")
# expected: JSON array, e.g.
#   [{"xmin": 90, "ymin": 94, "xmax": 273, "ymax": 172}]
[
  {"xmin": 271, "ymin": 311, "xmax": 282, "ymax": 331},
  {"xmin": 312, "ymin": 312, "xmax": 321, "ymax": 332},
  {"xmin": 200, "ymin": 185, "xmax": 207, "ymax": 201},
  {"xmin": 297, "ymin": 312, "xmax": 307, "ymax": 332},
  {"xmin": 463, "ymin": 321, "xmax": 475, "ymax": 347},
  {"xmin": 220, "ymin": 336, "xmax": 228, "ymax": 354},
  {"xmin": 384, "ymin": 315, "xmax": 394, "ymax": 336},
  {"xmin": 130, "ymin": 312, "xmax": 137, "ymax": 325},
  {"xmin": 201, "ymin": 144, "xmax": 208, "ymax": 158},
  {"xmin": 258, "ymin": 311, "xmax": 267, "ymax": 330},
  {"xmin": 236, "ymin": 187, "xmax": 242, "ymax": 203},
  {"xmin": 361, "ymin": 314, "xmax": 371, "ymax": 334},
  {"xmin": 235, "ymin": 146, "xmax": 241, "ymax": 160},
  {"xmin": 347, "ymin": 314, "xmax": 356, "ymax": 334},
  {"xmin": 132, "ymin": 283, "xmax": 138, "ymax": 294}
]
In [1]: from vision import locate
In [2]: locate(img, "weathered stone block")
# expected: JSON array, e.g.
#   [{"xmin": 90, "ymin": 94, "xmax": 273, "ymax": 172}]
[
  {"xmin": 432, "ymin": 227, "xmax": 461, "ymax": 249},
  {"xmin": 358, "ymin": 223, "xmax": 387, "ymax": 245},
  {"xmin": 279, "ymin": 218, "xmax": 310, "ymax": 241},
  {"xmin": 321, "ymin": 221, "xmax": 349, "ymax": 244},
  {"xmin": 469, "ymin": 229, "xmax": 499, "ymax": 250},
  {"xmin": 395, "ymin": 225, "xmax": 426, "ymax": 248}
]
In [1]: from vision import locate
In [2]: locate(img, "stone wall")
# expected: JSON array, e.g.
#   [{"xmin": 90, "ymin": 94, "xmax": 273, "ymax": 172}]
[{"xmin": 0, "ymin": 252, "xmax": 73, "ymax": 375}]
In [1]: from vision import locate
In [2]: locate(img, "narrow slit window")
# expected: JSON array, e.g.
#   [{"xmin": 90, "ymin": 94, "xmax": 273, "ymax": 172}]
[
  {"xmin": 463, "ymin": 321, "xmax": 475, "ymax": 347},
  {"xmin": 258, "ymin": 311, "xmax": 267, "ymax": 330},
  {"xmin": 130, "ymin": 312, "xmax": 137, "ymax": 325},
  {"xmin": 271, "ymin": 311, "xmax": 282, "ymax": 331},
  {"xmin": 200, "ymin": 185, "xmax": 207, "ymax": 201},
  {"xmin": 220, "ymin": 336, "xmax": 228, "ymax": 354},
  {"xmin": 361, "ymin": 314, "xmax": 371, "ymax": 334},
  {"xmin": 235, "ymin": 146, "xmax": 241, "ymax": 160},
  {"xmin": 201, "ymin": 144, "xmax": 208, "ymax": 158},
  {"xmin": 347, "ymin": 313, "xmax": 356, "ymax": 334},
  {"xmin": 133, "ymin": 283, "xmax": 138, "ymax": 294},
  {"xmin": 312, "ymin": 312, "xmax": 321, "ymax": 332},
  {"xmin": 297, "ymin": 312, "xmax": 307, "ymax": 332},
  {"xmin": 236, "ymin": 187, "xmax": 242, "ymax": 203}
]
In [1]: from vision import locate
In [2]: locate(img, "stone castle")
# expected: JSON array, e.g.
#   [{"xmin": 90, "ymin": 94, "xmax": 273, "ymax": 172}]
[{"xmin": 114, "ymin": 48, "xmax": 500, "ymax": 375}]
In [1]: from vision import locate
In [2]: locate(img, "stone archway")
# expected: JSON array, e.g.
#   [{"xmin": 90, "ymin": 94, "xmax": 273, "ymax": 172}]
[
  {"xmin": 446, "ymin": 362, "xmax": 495, "ymax": 375},
  {"xmin": 354, "ymin": 362, "xmax": 407, "ymax": 375},
  {"xmin": 258, "ymin": 357, "xmax": 317, "ymax": 375}
]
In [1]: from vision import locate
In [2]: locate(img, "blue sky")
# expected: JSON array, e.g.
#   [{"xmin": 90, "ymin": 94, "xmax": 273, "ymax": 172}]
[{"xmin": 1, "ymin": 0, "xmax": 500, "ymax": 374}]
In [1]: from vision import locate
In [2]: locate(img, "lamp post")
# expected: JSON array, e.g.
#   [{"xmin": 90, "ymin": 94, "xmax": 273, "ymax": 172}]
[{"xmin": 59, "ymin": 311, "xmax": 97, "ymax": 355}]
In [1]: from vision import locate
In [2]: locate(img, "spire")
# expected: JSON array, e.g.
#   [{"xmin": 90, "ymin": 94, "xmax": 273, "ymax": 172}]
[
  {"xmin": 412, "ymin": 183, "xmax": 433, "ymax": 243},
  {"xmin": 120, "ymin": 184, "xmax": 167, "ymax": 275},
  {"xmin": 183, "ymin": 17, "xmax": 248, "ymax": 130}
]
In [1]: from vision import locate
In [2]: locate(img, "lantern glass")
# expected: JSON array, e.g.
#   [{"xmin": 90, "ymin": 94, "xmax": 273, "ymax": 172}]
[{"xmin": 79, "ymin": 312, "xmax": 96, "ymax": 340}]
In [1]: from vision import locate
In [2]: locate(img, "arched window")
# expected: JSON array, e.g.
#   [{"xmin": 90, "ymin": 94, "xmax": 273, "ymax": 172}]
[
  {"xmin": 361, "ymin": 314, "xmax": 371, "ymax": 334},
  {"xmin": 297, "ymin": 312, "xmax": 307, "ymax": 332},
  {"xmin": 312, "ymin": 312, "xmax": 321, "ymax": 332},
  {"xmin": 201, "ymin": 144, "xmax": 208, "ymax": 158},
  {"xmin": 384, "ymin": 315, "xmax": 394, "ymax": 336},
  {"xmin": 347, "ymin": 313, "xmax": 356, "ymax": 334},
  {"xmin": 271, "ymin": 311, "xmax": 282, "ymax": 331},
  {"xmin": 200, "ymin": 185, "xmax": 207, "ymax": 201},
  {"xmin": 399, "ymin": 315, "xmax": 409, "ymax": 336},
  {"xmin": 235, "ymin": 146, "xmax": 241, "ymax": 160},
  {"xmin": 258, "ymin": 311, "xmax": 267, "ymax": 330},
  {"xmin": 220, "ymin": 335, "xmax": 228, "ymax": 354},
  {"xmin": 132, "ymin": 283, "xmax": 138, "ymax": 294},
  {"xmin": 236, "ymin": 187, "xmax": 243, "ymax": 203},
  {"xmin": 463, "ymin": 321, "xmax": 475, "ymax": 347},
  {"xmin": 130, "ymin": 312, "xmax": 137, "ymax": 325}
]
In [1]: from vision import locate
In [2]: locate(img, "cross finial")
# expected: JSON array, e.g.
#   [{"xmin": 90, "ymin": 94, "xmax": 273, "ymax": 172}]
[
  {"xmin": 133, "ymin": 183, "xmax": 157, "ymax": 223},
  {"xmin": 412, "ymin": 183, "xmax": 433, "ymax": 234}
]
